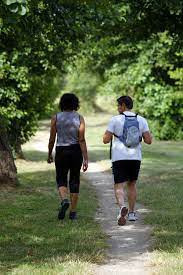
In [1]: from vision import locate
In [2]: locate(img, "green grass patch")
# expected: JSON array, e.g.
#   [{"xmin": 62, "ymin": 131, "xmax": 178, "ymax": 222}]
[
  {"xmin": 0, "ymin": 153, "xmax": 106, "ymax": 274},
  {"xmin": 138, "ymin": 141, "xmax": 183, "ymax": 274}
]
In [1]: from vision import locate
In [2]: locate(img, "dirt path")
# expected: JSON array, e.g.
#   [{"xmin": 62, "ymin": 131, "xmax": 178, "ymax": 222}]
[{"xmin": 84, "ymin": 162, "xmax": 153, "ymax": 275}]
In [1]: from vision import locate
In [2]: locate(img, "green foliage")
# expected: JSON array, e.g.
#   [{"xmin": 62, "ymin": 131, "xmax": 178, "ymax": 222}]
[
  {"xmin": 0, "ymin": 1, "xmax": 103, "ymax": 149},
  {"xmin": 3, "ymin": 0, "xmax": 28, "ymax": 15},
  {"xmin": 1, "ymin": 0, "xmax": 183, "ymax": 145},
  {"xmin": 0, "ymin": 46, "xmax": 61, "ymax": 147},
  {"xmin": 65, "ymin": 59, "xmax": 102, "ymax": 112},
  {"xmin": 69, "ymin": 1, "xmax": 183, "ymax": 140}
]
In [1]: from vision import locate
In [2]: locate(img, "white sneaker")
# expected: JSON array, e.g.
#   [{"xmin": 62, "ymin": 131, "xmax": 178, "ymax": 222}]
[
  {"xmin": 117, "ymin": 206, "xmax": 128, "ymax": 226},
  {"xmin": 128, "ymin": 212, "xmax": 138, "ymax": 221}
]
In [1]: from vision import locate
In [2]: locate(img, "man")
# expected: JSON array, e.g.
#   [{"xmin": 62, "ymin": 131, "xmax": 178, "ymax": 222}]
[{"xmin": 103, "ymin": 96, "xmax": 152, "ymax": 226}]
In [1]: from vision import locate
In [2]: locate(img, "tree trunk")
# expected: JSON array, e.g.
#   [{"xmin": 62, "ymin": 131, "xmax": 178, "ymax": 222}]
[
  {"xmin": 91, "ymin": 100, "xmax": 104, "ymax": 113},
  {"xmin": 15, "ymin": 142, "xmax": 25, "ymax": 159},
  {"xmin": 0, "ymin": 123, "xmax": 18, "ymax": 186}
]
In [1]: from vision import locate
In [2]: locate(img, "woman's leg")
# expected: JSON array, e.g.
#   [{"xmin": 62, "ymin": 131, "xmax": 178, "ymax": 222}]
[
  {"xmin": 59, "ymin": 186, "xmax": 68, "ymax": 200},
  {"xmin": 69, "ymin": 147, "xmax": 83, "ymax": 215},
  {"xmin": 70, "ymin": 193, "xmax": 79, "ymax": 212},
  {"xmin": 55, "ymin": 147, "xmax": 69, "ymax": 200},
  {"xmin": 55, "ymin": 147, "xmax": 70, "ymax": 219}
]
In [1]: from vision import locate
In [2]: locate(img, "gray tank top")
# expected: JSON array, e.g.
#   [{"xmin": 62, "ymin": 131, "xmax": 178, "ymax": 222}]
[{"xmin": 56, "ymin": 111, "xmax": 80, "ymax": 146}]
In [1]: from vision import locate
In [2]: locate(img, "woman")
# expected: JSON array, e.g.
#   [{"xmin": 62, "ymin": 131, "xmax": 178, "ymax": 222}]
[{"xmin": 47, "ymin": 93, "xmax": 88, "ymax": 220}]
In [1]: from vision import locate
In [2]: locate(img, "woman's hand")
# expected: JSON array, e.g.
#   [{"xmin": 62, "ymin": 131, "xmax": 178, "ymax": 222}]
[
  {"xmin": 48, "ymin": 115, "xmax": 56, "ymax": 164},
  {"xmin": 82, "ymin": 159, "xmax": 88, "ymax": 172},
  {"xmin": 47, "ymin": 154, "xmax": 53, "ymax": 164}
]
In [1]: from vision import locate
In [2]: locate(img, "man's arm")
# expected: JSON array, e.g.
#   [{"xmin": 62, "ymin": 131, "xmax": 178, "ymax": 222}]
[
  {"xmin": 142, "ymin": 131, "xmax": 152, "ymax": 144},
  {"xmin": 103, "ymin": 130, "xmax": 113, "ymax": 144},
  {"xmin": 78, "ymin": 115, "xmax": 88, "ymax": 172},
  {"xmin": 47, "ymin": 115, "xmax": 56, "ymax": 163}
]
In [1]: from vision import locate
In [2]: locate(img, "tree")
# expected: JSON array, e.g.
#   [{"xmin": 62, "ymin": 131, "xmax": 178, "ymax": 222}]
[
  {"xmin": 0, "ymin": 0, "xmax": 107, "ymax": 184},
  {"xmin": 73, "ymin": 0, "xmax": 183, "ymax": 139},
  {"xmin": 1, "ymin": 0, "xmax": 183, "ymax": 185},
  {"xmin": 0, "ymin": 117, "xmax": 17, "ymax": 185},
  {"xmin": 65, "ymin": 58, "xmax": 103, "ymax": 112}
]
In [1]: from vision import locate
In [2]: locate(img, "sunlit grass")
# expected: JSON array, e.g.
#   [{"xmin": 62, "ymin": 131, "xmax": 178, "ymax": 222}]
[{"xmin": 0, "ymin": 147, "xmax": 106, "ymax": 274}]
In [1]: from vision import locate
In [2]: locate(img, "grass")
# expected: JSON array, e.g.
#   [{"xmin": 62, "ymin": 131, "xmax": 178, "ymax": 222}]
[
  {"xmin": 0, "ymin": 152, "xmax": 106, "ymax": 274},
  {"xmin": 138, "ymin": 142, "xmax": 183, "ymax": 274}
]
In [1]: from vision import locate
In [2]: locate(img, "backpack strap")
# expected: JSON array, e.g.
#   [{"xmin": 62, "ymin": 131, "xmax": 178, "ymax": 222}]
[
  {"xmin": 55, "ymin": 113, "xmax": 58, "ymax": 132},
  {"xmin": 79, "ymin": 114, "xmax": 81, "ymax": 125},
  {"xmin": 109, "ymin": 138, "xmax": 112, "ymax": 160},
  {"xmin": 113, "ymin": 133, "xmax": 119, "ymax": 138},
  {"xmin": 121, "ymin": 112, "xmax": 138, "ymax": 118}
]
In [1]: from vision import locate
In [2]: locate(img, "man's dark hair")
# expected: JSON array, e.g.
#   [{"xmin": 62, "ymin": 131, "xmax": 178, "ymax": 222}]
[
  {"xmin": 117, "ymin": 96, "xmax": 133, "ymax": 109},
  {"xmin": 59, "ymin": 93, "xmax": 79, "ymax": 111}
]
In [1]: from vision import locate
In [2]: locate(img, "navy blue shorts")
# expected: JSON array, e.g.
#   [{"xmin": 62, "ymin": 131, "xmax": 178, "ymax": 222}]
[
  {"xmin": 112, "ymin": 160, "xmax": 141, "ymax": 184},
  {"xmin": 55, "ymin": 144, "xmax": 83, "ymax": 193}
]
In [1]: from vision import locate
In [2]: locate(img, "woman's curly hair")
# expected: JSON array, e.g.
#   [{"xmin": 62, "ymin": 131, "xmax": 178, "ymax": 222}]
[{"xmin": 59, "ymin": 93, "xmax": 79, "ymax": 111}]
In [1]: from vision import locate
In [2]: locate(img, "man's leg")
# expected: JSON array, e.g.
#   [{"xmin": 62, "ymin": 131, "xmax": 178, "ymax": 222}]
[
  {"xmin": 127, "ymin": 160, "xmax": 140, "ymax": 214},
  {"xmin": 127, "ymin": 180, "xmax": 138, "ymax": 221},
  {"xmin": 114, "ymin": 183, "xmax": 128, "ymax": 225},
  {"xmin": 127, "ymin": 180, "xmax": 137, "ymax": 212},
  {"xmin": 114, "ymin": 183, "xmax": 126, "ymax": 208}
]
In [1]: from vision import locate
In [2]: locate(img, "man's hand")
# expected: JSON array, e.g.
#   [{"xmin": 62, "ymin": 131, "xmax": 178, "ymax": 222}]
[
  {"xmin": 142, "ymin": 131, "xmax": 152, "ymax": 144},
  {"xmin": 47, "ymin": 154, "xmax": 53, "ymax": 164},
  {"xmin": 103, "ymin": 130, "xmax": 113, "ymax": 144},
  {"xmin": 82, "ymin": 159, "xmax": 88, "ymax": 172}
]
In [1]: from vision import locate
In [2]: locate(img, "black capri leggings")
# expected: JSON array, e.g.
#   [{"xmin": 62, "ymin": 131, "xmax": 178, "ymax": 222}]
[{"xmin": 55, "ymin": 144, "xmax": 83, "ymax": 193}]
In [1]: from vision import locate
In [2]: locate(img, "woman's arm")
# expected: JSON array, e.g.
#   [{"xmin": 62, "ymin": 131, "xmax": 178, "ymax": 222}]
[
  {"xmin": 47, "ymin": 115, "xmax": 57, "ymax": 163},
  {"xmin": 78, "ymin": 115, "xmax": 88, "ymax": 172}
]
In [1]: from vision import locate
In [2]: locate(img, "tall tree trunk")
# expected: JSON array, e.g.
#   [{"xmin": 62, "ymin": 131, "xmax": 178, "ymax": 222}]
[
  {"xmin": 91, "ymin": 100, "xmax": 104, "ymax": 113},
  {"xmin": 0, "ymin": 122, "xmax": 18, "ymax": 186},
  {"xmin": 15, "ymin": 142, "xmax": 25, "ymax": 159}
]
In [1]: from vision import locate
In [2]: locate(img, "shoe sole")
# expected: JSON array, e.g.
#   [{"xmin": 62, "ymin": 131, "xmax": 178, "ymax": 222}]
[
  {"xmin": 58, "ymin": 202, "xmax": 70, "ymax": 220},
  {"xmin": 128, "ymin": 217, "xmax": 137, "ymax": 222},
  {"xmin": 118, "ymin": 207, "xmax": 128, "ymax": 226}
]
